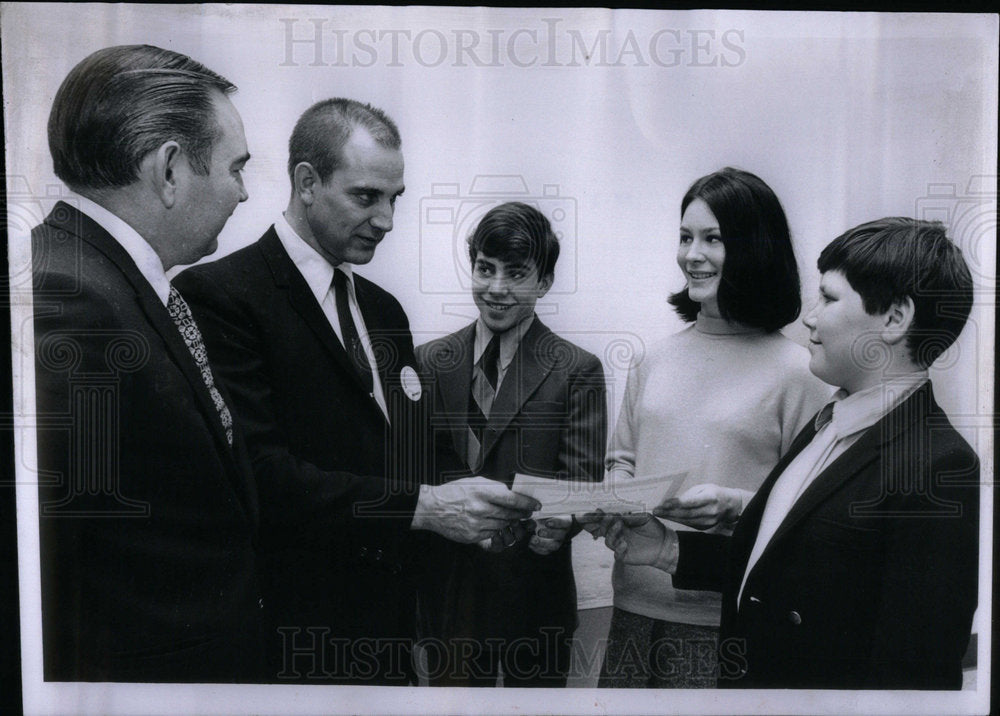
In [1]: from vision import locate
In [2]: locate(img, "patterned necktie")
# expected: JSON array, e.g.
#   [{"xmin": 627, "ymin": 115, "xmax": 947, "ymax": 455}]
[
  {"xmin": 166, "ymin": 285, "xmax": 234, "ymax": 446},
  {"xmin": 466, "ymin": 334, "xmax": 500, "ymax": 469},
  {"xmin": 332, "ymin": 269, "xmax": 374, "ymax": 395}
]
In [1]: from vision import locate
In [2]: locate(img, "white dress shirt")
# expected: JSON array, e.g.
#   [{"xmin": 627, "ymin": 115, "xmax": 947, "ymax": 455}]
[
  {"xmin": 273, "ymin": 213, "xmax": 389, "ymax": 421},
  {"xmin": 738, "ymin": 371, "xmax": 929, "ymax": 606},
  {"xmin": 72, "ymin": 193, "xmax": 171, "ymax": 305}
]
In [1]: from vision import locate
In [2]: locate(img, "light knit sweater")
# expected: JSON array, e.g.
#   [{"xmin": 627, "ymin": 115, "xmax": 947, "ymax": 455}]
[{"xmin": 608, "ymin": 313, "xmax": 832, "ymax": 626}]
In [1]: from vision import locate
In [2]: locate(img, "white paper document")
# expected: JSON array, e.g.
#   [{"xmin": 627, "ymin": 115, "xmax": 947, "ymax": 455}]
[{"xmin": 511, "ymin": 472, "xmax": 688, "ymax": 518}]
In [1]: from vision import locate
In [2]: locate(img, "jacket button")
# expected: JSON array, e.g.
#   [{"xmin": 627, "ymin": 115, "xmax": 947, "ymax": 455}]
[
  {"xmin": 258, "ymin": 597, "xmax": 265, "ymax": 610},
  {"xmin": 374, "ymin": 549, "xmax": 383, "ymax": 561},
  {"xmin": 788, "ymin": 610, "xmax": 802, "ymax": 625},
  {"xmin": 358, "ymin": 546, "xmax": 368, "ymax": 558}
]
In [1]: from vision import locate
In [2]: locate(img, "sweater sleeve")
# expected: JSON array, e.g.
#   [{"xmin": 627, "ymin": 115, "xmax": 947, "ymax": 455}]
[{"xmin": 605, "ymin": 356, "xmax": 642, "ymax": 481}]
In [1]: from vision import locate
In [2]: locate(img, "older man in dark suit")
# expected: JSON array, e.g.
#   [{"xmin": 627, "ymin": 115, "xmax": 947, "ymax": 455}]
[
  {"xmin": 175, "ymin": 98, "xmax": 538, "ymax": 685},
  {"xmin": 32, "ymin": 45, "xmax": 263, "ymax": 682}
]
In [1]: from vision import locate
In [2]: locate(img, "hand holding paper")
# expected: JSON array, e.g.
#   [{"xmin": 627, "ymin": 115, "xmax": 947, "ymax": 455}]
[
  {"xmin": 655, "ymin": 483, "xmax": 748, "ymax": 529},
  {"xmin": 412, "ymin": 476, "xmax": 540, "ymax": 543},
  {"xmin": 601, "ymin": 512, "xmax": 679, "ymax": 572},
  {"xmin": 528, "ymin": 516, "xmax": 573, "ymax": 555}
]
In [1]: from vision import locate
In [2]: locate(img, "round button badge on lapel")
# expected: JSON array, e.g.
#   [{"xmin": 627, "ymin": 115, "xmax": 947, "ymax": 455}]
[{"xmin": 400, "ymin": 365, "xmax": 422, "ymax": 401}]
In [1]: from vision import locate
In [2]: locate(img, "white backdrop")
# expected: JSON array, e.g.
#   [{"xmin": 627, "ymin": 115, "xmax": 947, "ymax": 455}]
[{"xmin": 3, "ymin": 4, "xmax": 996, "ymax": 715}]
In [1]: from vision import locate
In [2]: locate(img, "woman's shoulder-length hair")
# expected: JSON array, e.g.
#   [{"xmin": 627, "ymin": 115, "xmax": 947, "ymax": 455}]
[{"xmin": 669, "ymin": 167, "xmax": 802, "ymax": 332}]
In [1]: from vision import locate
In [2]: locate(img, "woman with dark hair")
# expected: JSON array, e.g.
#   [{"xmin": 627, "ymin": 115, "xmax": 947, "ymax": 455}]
[{"xmin": 598, "ymin": 168, "xmax": 830, "ymax": 688}]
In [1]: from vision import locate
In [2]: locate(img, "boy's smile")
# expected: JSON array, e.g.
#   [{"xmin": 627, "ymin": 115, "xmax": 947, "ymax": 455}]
[{"xmin": 471, "ymin": 252, "xmax": 552, "ymax": 334}]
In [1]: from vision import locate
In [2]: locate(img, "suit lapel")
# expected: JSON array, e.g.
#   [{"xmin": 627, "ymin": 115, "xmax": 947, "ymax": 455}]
[
  {"xmin": 730, "ymin": 416, "xmax": 821, "ymax": 568},
  {"xmin": 47, "ymin": 203, "xmax": 241, "ymax": 476},
  {"xmin": 741, "ymin": 383, "xmax": 932, "ymax": 578},
  {"xmin": 355, "ymin": 276, "xmax": 400, "ymax": 392},
  {"xmin": 762, "ymin": 431, "xmax": 881, "ymax": 549},
  {"xmin": 481, "ymin": 318, "xmax": 552, "ymax": 460},
  {"xmin": 437, "ymin": 325, "xmax": 476, "ymax": 456},
  {"xmin": 258, "ymin": 230, "xmax": 379, "ymax": 403}
]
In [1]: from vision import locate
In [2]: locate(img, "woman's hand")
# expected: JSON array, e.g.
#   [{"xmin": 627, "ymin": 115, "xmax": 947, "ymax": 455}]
[{"xmin": 655, "ymin": 483, "xmax": 746, "ymax": 529}]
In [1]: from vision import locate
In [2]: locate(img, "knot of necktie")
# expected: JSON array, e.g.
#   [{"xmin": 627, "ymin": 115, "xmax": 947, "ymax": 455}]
[{"xmin": 814, "ymin": 401, "xmax": 836, "ymax": 432}]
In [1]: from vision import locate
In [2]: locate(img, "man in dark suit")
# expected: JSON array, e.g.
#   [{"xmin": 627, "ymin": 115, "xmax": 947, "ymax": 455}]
[
  {"xmin": 416, "ymin": 202, "xmax": 608, "ymax": 687},
  {"xmin": 174, "ymin": 99, "xmax": 538, "ymax": 685},
  {"xmin": 589, "ymin": 218, "xmax": 979, "ymax": 689},
  {"xmin": 32, "ymin": 45, "xmax": 264, "ymax": 682}
]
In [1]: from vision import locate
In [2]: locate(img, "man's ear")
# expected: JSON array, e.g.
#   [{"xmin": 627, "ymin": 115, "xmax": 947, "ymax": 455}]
[
  {"xmin": 292, "ymin": 162, "xmax": 319, "ymax": 205},
  {"xmin": 882, "ymin": 296, "xmax": 915, "ymax": 345},
  {"xmin": 146, "ymin": 141, "xmax": 183, "ymax": 209}
]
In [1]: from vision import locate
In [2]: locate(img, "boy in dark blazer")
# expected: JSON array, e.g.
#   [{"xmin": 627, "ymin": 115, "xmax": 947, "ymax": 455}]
[
  {"xmin": 589, "ymin": 218, "xmax": 979, "ymax": 689},
  {"xmin": 416, "ymin": 202, "xmax": 608, "ymax": 686}
]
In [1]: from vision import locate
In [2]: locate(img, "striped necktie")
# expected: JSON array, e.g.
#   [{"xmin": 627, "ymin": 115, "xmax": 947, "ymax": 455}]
[
  {"xmin": 166, "ymin": 286, "xmax": 234, "ymax": 446},
  {"xmin": 466, "ymin": 334, "xmax": 500, "ymax": 469}
]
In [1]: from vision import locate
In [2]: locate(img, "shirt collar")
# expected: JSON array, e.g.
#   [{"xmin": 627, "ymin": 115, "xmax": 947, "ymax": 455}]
[
  {"xmin": 829, "ymin": 371, "xmax": 930, "ymax": 440},
  {"xmin": 274, "ymin": 213, "xmax": 356, "ymax": 302},
  {"xmin": 71, "ymin": 193, "xmax": 171, "ymax": 305},
  {"xmin": 474, "ymin": 315, "xmax": 535, "ymax": 369}
]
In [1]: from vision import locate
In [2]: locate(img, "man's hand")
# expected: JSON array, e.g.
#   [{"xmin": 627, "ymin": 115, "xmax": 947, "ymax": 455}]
[
  {"xmin": 410, "ymin": 476, "xmax": 539, "ymax": 544},
  {"xmin": 655, "ymin": 483, "xmax": 746, "ymax": 530},
  {"xmin": 482, "ymin": 519, "xmax": 533, "ymax": 552},
  {"xmin": 528, "ymin": 515, "xmax": 573, "ymax": 555}
]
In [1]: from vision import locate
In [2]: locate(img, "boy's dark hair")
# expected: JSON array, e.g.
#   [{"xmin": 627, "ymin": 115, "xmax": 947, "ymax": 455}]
[
  {"xmin": 669, "ymin": 167, "xmax": 801, "ymax": 332},
  {"xmin": 49, "ymin": 44, "xmax": 236, "ymax": 191},
  {"xmin": 466, "ymin": 202, "xmax": 560, "ymax": 278},
  {"xmin": 287, "ymin": 98, "xmax": 400, "ymax": 183},
  {"xmin": 818, "ymin": 217, "xmax": 973, "ymax": 368}
]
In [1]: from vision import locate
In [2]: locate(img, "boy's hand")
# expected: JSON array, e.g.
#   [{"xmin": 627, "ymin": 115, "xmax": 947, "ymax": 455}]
[
  {"xmin": 528, "ymin": 516, "xmax": 572, "ymax": 555},
  {"xmin": 602, "ymin": 513, "xmax": 680, "ymax": 572}
]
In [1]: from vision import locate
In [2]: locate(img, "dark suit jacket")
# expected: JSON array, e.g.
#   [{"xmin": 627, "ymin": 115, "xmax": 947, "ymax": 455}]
[
  {"xmin": 416, "ymin": 318, "xmax": 607, "ymax": 644},
  {"xmin": 32, "ymin": 202, "xmax": 265, "ymax": 682},
  {"xmin": 674, "ymin": 382, "xmax": 979, "ymax": 689},
  {"xmin": 174, "ymin": 226, "xmax": 430, "ymax": 683}
]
